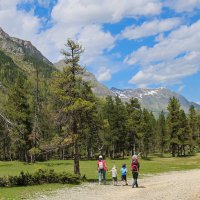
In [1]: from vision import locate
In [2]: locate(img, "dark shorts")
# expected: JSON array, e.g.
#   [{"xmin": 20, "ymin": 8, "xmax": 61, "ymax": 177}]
[
  {"xmin": 121, "ymin": 175, "xmax": 126, "ymax": 181},
  {"xmin": 132, "ymin": 171, "xmax": 138, "ymax": 179},
  {"xmin": 112, "ymin": 177, "xmax": 117, "ymax": 181}
]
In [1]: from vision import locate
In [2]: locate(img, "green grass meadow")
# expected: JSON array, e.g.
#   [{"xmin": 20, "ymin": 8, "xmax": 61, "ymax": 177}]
[{"xmin": 0, "ymin": 153, "xmax": 200, "ymax": 199}]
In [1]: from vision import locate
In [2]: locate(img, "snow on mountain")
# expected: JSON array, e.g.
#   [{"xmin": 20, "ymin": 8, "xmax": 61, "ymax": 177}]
[{"xmin": 111, "ymin": 87, "xmax": 200, "ymax": 115}]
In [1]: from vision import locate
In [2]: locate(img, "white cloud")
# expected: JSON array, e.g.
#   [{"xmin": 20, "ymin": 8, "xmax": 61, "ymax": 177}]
[
  {"xmin": 166, "ymin": 0, "xmax": 200, "ymax": 12},
  {"xmin": 121, "ymin": 18, "xmax": 181, "ymax": 40},
  {"xmin": 96, "ymin": 67, "xmax": 112, "ymax": 81},
  {"xmin": 126, "ymin": 20, "xmax": 200, "ymax": 86},
  {"xmin": 0, "ymin": 0, "xmax": 40, "ymax": 40},
  {"xmin": 43, "ymin": 0, "xmax": 162, "ymax": 62},
  {"xmin": 77, "ymin": 25, "xmax": 115, "ymax": 64},
  {"xmin": 52, "ymin": 0, "xmax": 162, "ymax": 26},
  {"xmin": 128, "ymin": 50, "xmax": 200, "ymax": 86},
  {"xmin": 126, "ymin": 20, "xmax": 200, "ymax": 66},
  {"xmin": 178, "ymin": 85, "xmax": 185, "ymax": 92},
  {"xmin": 32, "ymin": 0, "xmax": 163, "ymax": 78},
  {"xmin": 129, "ymin": 42, "xmax": 200, "ymax": 86},
  {"xmin": 0, "ymin": 0, "xmax": 20, "ymax": 8}
]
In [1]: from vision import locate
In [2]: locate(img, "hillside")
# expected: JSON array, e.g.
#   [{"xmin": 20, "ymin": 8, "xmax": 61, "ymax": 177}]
[
  {"xmin": 0, "ymin": 27, "xmax": 57, "ymax": 113},
  {"xmin": 54, "ymin": 60, "xmax": 114, "ymax": 97},
  {"xmin": 0, "ymin": 27, "xmax": 55, "ymax": 77}
]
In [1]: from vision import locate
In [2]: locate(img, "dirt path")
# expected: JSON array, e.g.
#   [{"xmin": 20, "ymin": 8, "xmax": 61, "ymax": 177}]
[{"xmin": 35, "ymin": 170, "xmax": 200, "ymax": 200}]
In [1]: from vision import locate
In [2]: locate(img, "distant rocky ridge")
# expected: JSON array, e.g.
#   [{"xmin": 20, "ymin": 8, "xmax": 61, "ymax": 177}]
[
  {"xmin": 54, "ymin": 59, "xmax": 114, "ymax": 97},
  {"xmin": 54, "ymin": 60, "xmax": 200, "ymax": 114},
  {"xmin": 0, "ymin": 27, "xmax": 52, "ymax": 65},
  {"xmin": 111, "ymin": 87, "xmax": 200, "ymax": 114},
  {"xmin": 0, "ymin": 27, "xmax": 55, "ymax": 77}
]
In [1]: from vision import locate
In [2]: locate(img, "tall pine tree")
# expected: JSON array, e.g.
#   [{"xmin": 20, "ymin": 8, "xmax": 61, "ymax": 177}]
[
  {"xmin": 126, "ymin": 98, "xmax": 142, "ymax": 155},
  {"xmin": 188, "ymin": 105, "xmax": 198, "ymax": 152},
  {"xmin": 51, "ymin": 39, "xmax": 96, "ymax": 175},
  {"xmin": 157, "ymin": 111, "xmax": 168, "ymax": 157},
  {"xmin": 167, "ymin": 97, "xmax": 181, "ymax": 157},
  {"xmin": 6, "ymin": 77, "xmax": 32, "ymax": 162}
]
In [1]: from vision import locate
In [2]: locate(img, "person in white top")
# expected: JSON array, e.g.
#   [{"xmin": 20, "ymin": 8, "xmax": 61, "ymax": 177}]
[{"xmin": 110, "ymin": 165, "xmax": 118, "ymax": 186}]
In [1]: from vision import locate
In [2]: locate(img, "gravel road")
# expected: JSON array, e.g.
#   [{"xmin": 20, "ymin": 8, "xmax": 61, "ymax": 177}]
[{"xmin": 35, "ymin": 170, "xmax": 200, "ymax": 200}]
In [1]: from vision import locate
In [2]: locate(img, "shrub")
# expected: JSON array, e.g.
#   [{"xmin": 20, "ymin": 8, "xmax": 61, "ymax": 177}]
[
  {"xmin": 0, "ymin": 177, "xmax": 9, "ymax": 187},
  {"xmin": 0, "ymin": 169, "xmax": 81, "ymax": 187},
  {"xmin": 33, "ymin": 169, "xmax": 58, "ymax": 184},
  {"xmin": 58, "ymin": 172, "xmax": 80, "ymax": 184}
]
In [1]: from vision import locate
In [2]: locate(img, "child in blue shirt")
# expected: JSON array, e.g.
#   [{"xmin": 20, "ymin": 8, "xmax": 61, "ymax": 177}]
[{"xmin": 120, "ymin": 164, "xmax": 128, "ymax": 186}]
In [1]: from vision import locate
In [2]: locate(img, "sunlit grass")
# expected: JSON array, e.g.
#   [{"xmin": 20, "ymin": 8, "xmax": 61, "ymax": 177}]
[{"xmin": 0, "ymin": 153, "xmax": 200, "ymax": 199}]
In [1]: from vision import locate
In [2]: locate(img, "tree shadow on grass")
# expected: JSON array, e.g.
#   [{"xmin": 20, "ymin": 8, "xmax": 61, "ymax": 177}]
[
  {"xmin": 43, "ymin": 163, "xmax": 72, "ymax": 167},
  {"xmin": 141, "ymin": 157, "xmax": 152, "ymax": 161},
  {"xmin": 0, "ymin": 164, "xmax": 13, "ymax": 167}
]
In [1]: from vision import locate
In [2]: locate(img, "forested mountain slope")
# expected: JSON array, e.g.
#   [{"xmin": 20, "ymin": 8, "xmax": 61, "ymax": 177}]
[{"xmin": 0, "ymin": 27, "xmax": 55, "ymax": 78}]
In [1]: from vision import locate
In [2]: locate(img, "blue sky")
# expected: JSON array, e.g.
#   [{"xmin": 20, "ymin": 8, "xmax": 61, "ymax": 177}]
[{"xmin": 0, "ymin": 0, "xmax": 200, "ymax": 103}]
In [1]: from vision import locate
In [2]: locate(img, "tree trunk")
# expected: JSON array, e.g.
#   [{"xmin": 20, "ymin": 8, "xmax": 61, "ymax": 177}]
[
  {"xmin": 112, "ymin": 144, "xmax": 115, "ymax": 159},
  {"xmin": 161, "ymin": 143, "xmax": 164, "ymax": 157},
  {"xmin": 25, "ymin": 150, "xmax": 28, "ymax": 163},
  {"xmin": 90, "ymin": 148, "xmax": 93, "ymax": 158},
  {"xmin": 86, "ymin": 147, "xmax": 90, "ymax": 159},
  {"xmin": 122, "ymin": 149, "xmax": 125, "ymax": 159},
  {"xmin": 131, "ymin": 145, "xmax": 134, "ymax": 156},
  {"xmin": 177, "ymin": 145, "xmax": 180, "ymax": 157},
  {"xmin": 73, "ymin": 139, "xmax": 80, "ymax": 175},
  {"xmin": 62, "ymin": 148, "xmax": 65, "ymax": 160},
  {"xmin": 171, "ymin": 143, "xmax": 176, "ymax": 157},
  {"xmin": 189, "ymin": 145, "xmax": 192, "ymax": 154},
  {"xmin": 183, "ymin": 145, "xmax": 186, "ymax": 156},
  {"xmin": 3, "ymin": 139, "xmax": 6, "ymax": 160}
]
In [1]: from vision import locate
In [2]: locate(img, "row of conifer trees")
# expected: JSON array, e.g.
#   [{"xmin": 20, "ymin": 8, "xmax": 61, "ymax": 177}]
[{"xmin": 0, "ymin": 40, "xmax": 200, "ymax": 175}]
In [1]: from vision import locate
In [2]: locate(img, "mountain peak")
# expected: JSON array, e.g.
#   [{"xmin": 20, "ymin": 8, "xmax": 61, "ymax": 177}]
[
  {"xmin": 110, "ymin": 87, "xmax": 200, "ymax": 114},
  {"xmin": 0, "ymin": 27, "xmax": 9, "ymax": 39},
  {"xmin": 0, "ymin": 27, "xmax": 52, "ymax": 65}
]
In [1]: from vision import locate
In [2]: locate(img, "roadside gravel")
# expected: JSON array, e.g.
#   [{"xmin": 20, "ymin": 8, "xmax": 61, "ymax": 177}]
[{"xmin": 34, "ymin": 170, "xmax": 200, "ymax": 200}]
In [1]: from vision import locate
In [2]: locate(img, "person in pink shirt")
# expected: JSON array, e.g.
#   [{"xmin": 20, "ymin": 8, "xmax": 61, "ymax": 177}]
[{"xmin": 97, "ymin": 155, "xmax": 107, "ymax": 184}]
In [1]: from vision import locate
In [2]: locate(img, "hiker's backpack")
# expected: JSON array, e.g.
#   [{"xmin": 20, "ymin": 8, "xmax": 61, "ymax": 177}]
[
  {"xmin": 131, "ymin": 159, "xmax": 138, "ymax": 172},
  {"xmin": 98, "ymin": 160, "xmax": 104, "ymax": 170}
]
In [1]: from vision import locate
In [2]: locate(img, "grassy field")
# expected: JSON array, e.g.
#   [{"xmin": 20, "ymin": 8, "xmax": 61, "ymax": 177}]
[{"xmin": 0, "ymin": 153, "xmax": 200, "ymax": 199}]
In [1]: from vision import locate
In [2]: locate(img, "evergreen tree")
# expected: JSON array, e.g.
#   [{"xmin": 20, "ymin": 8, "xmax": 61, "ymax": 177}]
[
  {"xmin": 126, "ymin": 98, "xmax": 142, "ymax": 155},
  {"xmin": 197, "ymin": 113, "xmax": 200, "ymax": 148},
  {"xmin": 178, "ymin": 109, "xmax": 191, "ymax": 156},
  {"xmin": 113, "ymin": 96, "xmax": 127, "ymax": 158},
  {"xmin": 167, "ymin": 97, "xmax": 181, "ymax": 157},
  {"xmin": 188, "ymin": 105, "xmax": 198, "ymax": 152},
  {"xmin": 141, "ymin": 108, "xmax": 154, "ymax": 158},
  {"xmin": 79, "ymin": 93, "xmax": 102, "ymax": 159},
  {"xmin": 6, "ymin": 77, "xmax": 32, "ymax": 162},
  {"xmin": 157, "ymin": 111, "xmax": 168, "ymax": 156},
  {"xmin": 51, "ymin": 39, "xmax": 96, "ymax": 175},
  {"xmin": 0, "ymin": 118, "xmax": 11, "ymax": 160},
  {"xmin": 150, "ymin": 111, "xmax": 157, "ymax": 153},
  {"xmin": 102, "ymin": 96, "xmax": 118, "ymax": 158}
]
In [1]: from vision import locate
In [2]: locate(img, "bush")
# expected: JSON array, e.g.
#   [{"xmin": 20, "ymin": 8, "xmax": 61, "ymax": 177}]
[
  {"xmin": 0, "ymin": 177, "xmax": 9, "ymax": 187},
  {"xmin": 58, "ymin": 172, "xmax": 80, "ymax": 184},
  {"xmin": 0, "ymin": 169, "xmax": 81, "ymax": 187},
  {"xmin": 33, "ymin": 169, "xmax": 58, "ymax": 184}
]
